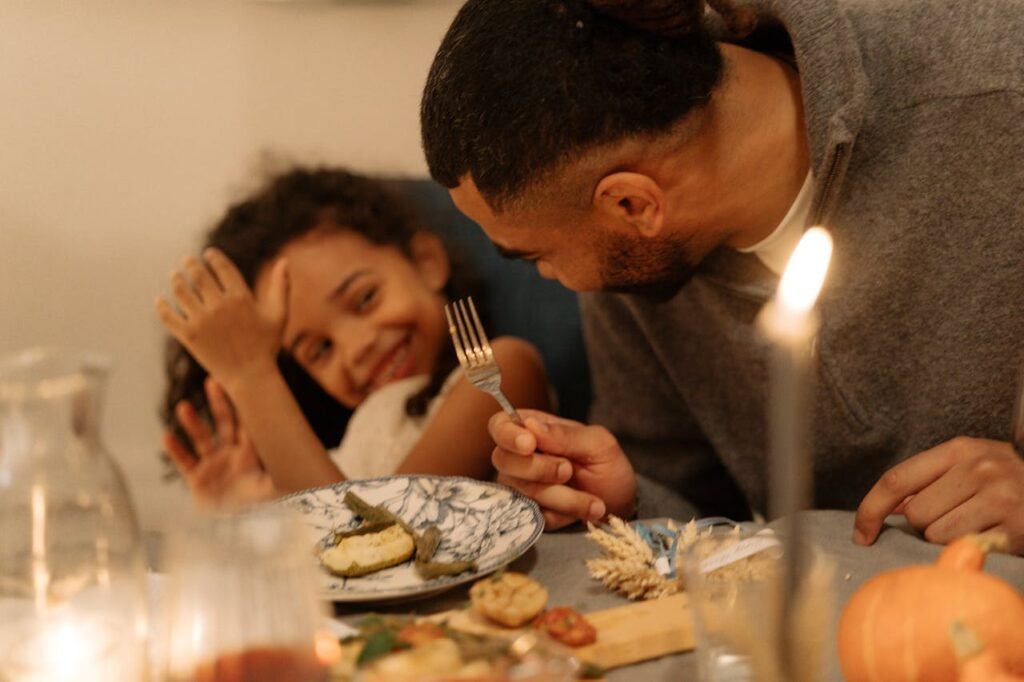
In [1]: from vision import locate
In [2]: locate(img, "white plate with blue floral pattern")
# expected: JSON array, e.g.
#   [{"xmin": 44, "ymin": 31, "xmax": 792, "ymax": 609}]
[{"xmin": 278, "ymin": 475, "xmax": 544, "ymax": 603}]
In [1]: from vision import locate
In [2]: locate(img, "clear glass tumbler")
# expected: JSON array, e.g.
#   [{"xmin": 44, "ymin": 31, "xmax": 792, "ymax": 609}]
[
  {"xmin": 157, "ymin": 506, "xmax": 331, "ymax": 682},
  {"xmin": 680, "ymin": 522, "xmax": 834, "ymax": 682}
]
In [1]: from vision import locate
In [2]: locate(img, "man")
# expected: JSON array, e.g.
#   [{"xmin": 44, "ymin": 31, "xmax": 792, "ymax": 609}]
[{"xmin": 420, "ymin": 0, "xmax": 1024, "ymax": 552}]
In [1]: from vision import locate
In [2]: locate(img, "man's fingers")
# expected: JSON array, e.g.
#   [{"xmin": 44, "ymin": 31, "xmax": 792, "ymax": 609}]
[
  {"xmin": 162, "ymin": 431, "xmax": 197, "ymax": 476},
  {"xmin": 488, "ymin": 410, "xmax": 548, "ymax": 454},
  {"xmin": 533, "ymin": 420, "xmax": 619, "ymax": 465},
  {"xmin": 205, "ymin": 378, "xmax": 236, "ymax": 445},
  {"xmin": 488, "ymin": 410, "xmax": 618, "ymax": 465},
  {"xmin": 900, "ymin": 465, "xmax": 977, "ymax": 531},
  {"xmin": 891, "ymin": 495, "xmax": 914, "ymax": 515},
  {"xmin": 922, "ymin": 493, "xmax": 1000, "ymax": 545},
  {"xmin": 491, "ymin": 446, "xmax": 571, "ymax": 484},
  {"xmin": 542, "ymin": 509, "xmax": 581, "ymax": 530},
  {"xmin": 853, "ymin": 441, "xmax": 962, "ymax": 545},
  {"xmin": 496, "ymin": 475, "xmax": 606, "ymax": 525}
]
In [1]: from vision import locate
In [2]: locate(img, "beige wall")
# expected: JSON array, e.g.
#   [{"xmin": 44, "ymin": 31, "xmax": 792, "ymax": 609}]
[{"xmin": 0, "ymin": 0, "xmax": 461, "ymax": 530}]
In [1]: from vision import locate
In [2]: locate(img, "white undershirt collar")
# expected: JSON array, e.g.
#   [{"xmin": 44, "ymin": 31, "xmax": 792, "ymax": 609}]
[{"xmin": 736, "ymin": 171, "xmax": 814, "ymax": 275}]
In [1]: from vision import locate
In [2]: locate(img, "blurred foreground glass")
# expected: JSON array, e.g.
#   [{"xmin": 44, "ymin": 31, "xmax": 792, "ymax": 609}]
[
  {"xmin": 0, "ymin": 347, "xmax": 149, "ymax": 681},
  {"xmin": 680, "ymin": 523, "xmax": 835, "ymax": 682},
  {"xmin": 158, "ymin": 506, "xmax": 331, "ymax": 682}
]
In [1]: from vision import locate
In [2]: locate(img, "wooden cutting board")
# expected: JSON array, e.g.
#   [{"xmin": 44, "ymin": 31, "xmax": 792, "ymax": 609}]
[
  {"xmin": 440, "ymin": 592, "xmax": 695, "ymax": 670},
  {"xmin": 573, "ymin": 593, "xmax": 694, "ymax": 669}
]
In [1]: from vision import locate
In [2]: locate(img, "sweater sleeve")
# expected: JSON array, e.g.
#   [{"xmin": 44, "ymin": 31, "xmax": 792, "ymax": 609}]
[{"xmin": 580, "ymin": 292, "xmax": 752, "ymax": 520}]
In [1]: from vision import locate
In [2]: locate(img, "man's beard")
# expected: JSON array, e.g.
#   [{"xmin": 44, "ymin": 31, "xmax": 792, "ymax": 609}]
[{"xmin": 601, "ymin": 232, "xmax": 701, "ymax": 301}]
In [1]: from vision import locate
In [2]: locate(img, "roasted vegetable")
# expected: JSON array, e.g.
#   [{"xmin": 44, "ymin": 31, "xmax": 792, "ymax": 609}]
[{"xmin": 332, "ymin": 491, "xmax": 477, "ymax": 580}]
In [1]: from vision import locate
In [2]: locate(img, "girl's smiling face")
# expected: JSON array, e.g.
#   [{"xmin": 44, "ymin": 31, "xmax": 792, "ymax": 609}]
[{"xmin": 256, "ymin": 226, "xmax": 451, "ymax": 409}]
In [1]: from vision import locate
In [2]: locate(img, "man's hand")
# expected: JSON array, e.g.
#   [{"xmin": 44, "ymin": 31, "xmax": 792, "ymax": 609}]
[
  {"xmin": 489, "ymin": 409, "xmax": 636, "ymax": 530},
  {"xmin": 163, "ymin": 378, "xmax": 277, "ymax": 510},
  {"xmin": 154, "ymin": 248, "xmax": 288, "ymax": 392},
  {"xmin": 854, "ymin": 436, "xmax": 1024, "ymax": 554}
]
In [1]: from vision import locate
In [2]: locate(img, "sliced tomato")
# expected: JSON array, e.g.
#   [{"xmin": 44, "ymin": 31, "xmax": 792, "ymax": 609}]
[{"xmin": 532, "ymin": 606, "xmax": 597, "ymax": 647}]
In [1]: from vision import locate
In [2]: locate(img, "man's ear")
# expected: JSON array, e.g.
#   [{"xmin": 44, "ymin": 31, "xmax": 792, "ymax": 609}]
[
  {"xmin": 410, "ymin": 231, "xmax": 451, "ymax": 292},
  {"xmin": 592, "ymin": 172, "xmax": 665, "ymax": 237}
]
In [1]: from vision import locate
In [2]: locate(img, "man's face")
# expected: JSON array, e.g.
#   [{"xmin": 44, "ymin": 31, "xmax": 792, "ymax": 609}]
[{"xmin": 449, "ymin": 176, "xmax": 706, "ymax": 297}]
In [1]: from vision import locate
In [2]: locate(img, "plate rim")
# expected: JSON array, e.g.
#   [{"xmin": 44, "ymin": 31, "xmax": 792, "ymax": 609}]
[{"xmin": 278, "ymin": 474, "xmax": 544, "ymax": 602}]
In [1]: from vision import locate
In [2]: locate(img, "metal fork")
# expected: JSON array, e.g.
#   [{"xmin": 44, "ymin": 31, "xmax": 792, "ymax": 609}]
[{"xmin": 444, "ymin": 296, "xmax": 524, "ymax": 425}]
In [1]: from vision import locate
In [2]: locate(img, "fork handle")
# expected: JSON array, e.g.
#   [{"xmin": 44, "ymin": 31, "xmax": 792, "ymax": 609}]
[{"xmin": 493, "ymin": 391, "xmax": 524, "ymax": 426}]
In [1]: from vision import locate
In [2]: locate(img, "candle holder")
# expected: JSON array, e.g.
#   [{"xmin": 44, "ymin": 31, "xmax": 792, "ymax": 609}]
[{"xmin": 0, "ymin": 347, "xmax": 150, "ymax": 681}]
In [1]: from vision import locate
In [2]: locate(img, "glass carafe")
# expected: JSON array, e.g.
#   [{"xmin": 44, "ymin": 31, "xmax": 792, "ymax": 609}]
[{"xmin": 0, "ymin": 347, "xmax": 149, "ymax": 681}]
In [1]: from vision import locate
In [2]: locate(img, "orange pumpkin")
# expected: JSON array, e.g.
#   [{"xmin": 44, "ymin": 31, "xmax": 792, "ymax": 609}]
[
  {"xmin": 837, "ymin": 532, "xmax": 1024, "ymax": 682},
  {"xmin": 950, "ymin": 620, "xmax": 1024, "ymax": 682}
]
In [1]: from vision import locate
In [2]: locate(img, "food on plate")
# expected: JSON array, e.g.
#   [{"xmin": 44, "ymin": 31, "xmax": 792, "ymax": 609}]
[
  {"xmin": 469, "ymin": 572, "xmax": 548, "ymax": 628},
  {"xmin": 329, "ymin": 614, "xmax": 585, "ymax": 682},
  {"xmin": 318, "ymin": 491, "xmax": 477, "ymax": 580},
  {"xmin": 320, "ymin": 523, "xmax": 415, "ymax": 578},
  {"xmin": 532, "ymin": 606, "xmax": 597, "ymax": 647}
]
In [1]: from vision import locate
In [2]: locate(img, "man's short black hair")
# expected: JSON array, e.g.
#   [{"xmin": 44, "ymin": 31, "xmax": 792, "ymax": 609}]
[{"xmin": 421, "ymin": 0, "xmax": 724, "ymax": 208}]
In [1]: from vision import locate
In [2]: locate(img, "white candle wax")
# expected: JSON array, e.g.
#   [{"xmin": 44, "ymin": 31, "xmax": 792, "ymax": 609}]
[{"xmin": 758, "ymin": 226, "xmax": 833, "ymax": 678}]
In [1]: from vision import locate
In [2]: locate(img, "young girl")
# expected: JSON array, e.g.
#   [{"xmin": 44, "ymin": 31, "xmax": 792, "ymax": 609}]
[{"xmin": 155, "ymin": 166, "xmax": 552, "ymax": 509}]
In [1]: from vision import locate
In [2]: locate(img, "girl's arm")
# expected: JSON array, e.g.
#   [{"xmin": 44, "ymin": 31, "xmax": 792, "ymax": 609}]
[
  {"xmin": 395, "ymin": 336, "xmax": 552, "ymax": 480},
  {"xmin": 221, "ymin": 365, "xmax": 344, "ymax": 491},
  {"xmin": 156, "ymin": 249, "xmax": 344, "ymax": 493}
]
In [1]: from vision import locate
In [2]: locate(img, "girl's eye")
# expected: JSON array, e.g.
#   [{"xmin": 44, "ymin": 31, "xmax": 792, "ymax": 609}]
[
  {"xmin": 307, "ymin": 339, "xmax": 331, "ymax": 364},
  {"xmin": 354, "ymin": 286, "xmax": 378, "ymax": 312}
]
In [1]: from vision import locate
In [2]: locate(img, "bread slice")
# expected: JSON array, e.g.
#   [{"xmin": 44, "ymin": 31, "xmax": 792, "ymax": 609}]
[{"xmin": 320, "ymin": 523, "xmax": 415, "ymax": 578}]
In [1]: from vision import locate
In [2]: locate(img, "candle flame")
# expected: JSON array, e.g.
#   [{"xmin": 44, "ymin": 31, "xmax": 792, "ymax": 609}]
[{"xmin": 777, "ymin": 227, "xmax": 833, "ymax": 315}]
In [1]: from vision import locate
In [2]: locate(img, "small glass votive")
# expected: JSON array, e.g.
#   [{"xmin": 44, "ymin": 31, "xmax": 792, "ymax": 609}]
[{"xmin": 679, "ymin": 523, "xmax": 835, "ymax": 682}]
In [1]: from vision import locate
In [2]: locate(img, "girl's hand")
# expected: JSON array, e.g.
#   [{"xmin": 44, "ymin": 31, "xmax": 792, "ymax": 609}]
[
  {"xmin": 154, "ymin": 248, "xmax": 289, "ymax": 392},
  {"xmin": 163, "ymin": 378, "xmax": 278, "ymax": 510}
]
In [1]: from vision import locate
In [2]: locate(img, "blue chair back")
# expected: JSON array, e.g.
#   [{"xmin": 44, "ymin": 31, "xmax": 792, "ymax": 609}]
[{"xmin": 391, "ymin": 179, "xmax": 592, "ymax": 422}]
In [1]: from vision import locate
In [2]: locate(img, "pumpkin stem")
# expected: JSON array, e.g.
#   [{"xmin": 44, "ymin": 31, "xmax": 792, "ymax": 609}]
[
  {"xmin": 950, "ymin": 620, "xmax": 984, "ymax": 661},
  {"xmin": 936, "ymin": 531, "xmax": 1010, "ymax": 571}
]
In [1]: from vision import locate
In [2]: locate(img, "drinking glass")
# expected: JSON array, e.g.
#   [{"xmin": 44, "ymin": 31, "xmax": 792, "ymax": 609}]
[
  {"xmin": 680, "ymin": 523, "xmax": 834, "ymax": 682},
  {"xmin": 157, "ymin": 506, "xmax": 331, "ymax": 682}
]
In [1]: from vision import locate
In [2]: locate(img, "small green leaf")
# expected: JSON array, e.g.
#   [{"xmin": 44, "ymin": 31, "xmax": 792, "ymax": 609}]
[{"xmin": 355, "ymin": 630, "xmax": 409, "ymax": 666}]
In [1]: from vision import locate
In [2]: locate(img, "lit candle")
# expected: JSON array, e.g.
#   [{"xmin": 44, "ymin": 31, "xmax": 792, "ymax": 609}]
[
  {"xmin": 758, "ymin": 225, "xmax": 833, "ymax": 676},
  {"xmin": 0, "ymin": 606, "xmax": 142, "ymax": 682}
]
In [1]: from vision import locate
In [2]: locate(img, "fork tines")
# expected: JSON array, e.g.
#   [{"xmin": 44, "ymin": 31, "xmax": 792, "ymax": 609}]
[{"xmin": 445, "ymin": 296, "xmax": 491, "ymax": 367}]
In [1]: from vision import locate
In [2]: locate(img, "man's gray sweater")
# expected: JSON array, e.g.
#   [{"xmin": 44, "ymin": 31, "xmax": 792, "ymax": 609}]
[{"xmin": 582, "ymin": 0, "xmax": 1024, "ymax": 518}]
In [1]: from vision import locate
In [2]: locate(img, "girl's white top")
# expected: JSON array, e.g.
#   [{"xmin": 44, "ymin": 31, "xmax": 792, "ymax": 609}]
[{"xmin": 328, "ymin": 368, "xmax": 461, "ymax": 479}]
